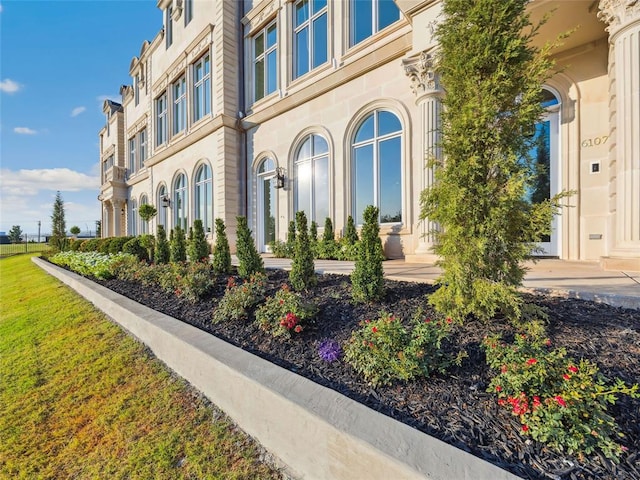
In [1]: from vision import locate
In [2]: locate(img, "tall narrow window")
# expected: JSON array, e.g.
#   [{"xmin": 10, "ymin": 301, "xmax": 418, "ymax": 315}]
[
  {"xmin": 156, "ymin": 92, "xmax": 167, "ymax": 146},
  {"xmin": 193, "ymin": 54, "xmax": 211, "ymax": 122},
  {"xmin": 173, "ymin": 173, "xmax": 188, "ymax": 230},
  {"xmin": 173, "ymin": 76, "xmax": 186, "ymax": 135},
  {"xmin": 352, "ymin": 110, "xmax": 403, "ymax": 224},
  {"xmin": 257, "ymin": 158, "xmax": 277, "ymax": 251},
  {"xmin": 195, "ymin": 164, "xmax": 213, "ymax": 233},
  {"xmin": 139, "ymin": 128, "xmax": 147, "ymax": 164},
  {"xmin": 128, "ymin": 137, "xmax": 137, "ymax": 174},
  {"xmin": 293, "ymin": 0, "xmax": 328, "ymax": 79},
  {"xmin": 350, "ymin": 0, "xmax": 400, "ymax": 46},
  {"xmin": 129, "ymin": 199, "xmax": 138, "ymax": 236},
  {"xmin": 134, "ymin": 74, "xmax": 140, "ymax": 106},
  {"xmin": 165, "ymin": 6, "xmax": 173, "ymax": 48},
  {"xmin": 184, "ymin": 0, "xmax": 193, "ymax": 25},
  {"xmin": 253, "ymin": 21, "xmax": 278, "ymax": 102},
  {"xmin": 140, "ymin": 194, "xmax": 148, "ymax": 234},
  {"xmin": 295, "ymin": 134, "xmax": 329, "ymax": 222}
]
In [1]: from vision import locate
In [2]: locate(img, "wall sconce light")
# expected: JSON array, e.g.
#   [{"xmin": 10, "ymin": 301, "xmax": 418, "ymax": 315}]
[
  {"xmin": 275, "ymin": 167, "xmax": 286, "ymax": 189},
  {"xmin": 161, "ymin": 194, "xmax": 171, "ymax": 208}
]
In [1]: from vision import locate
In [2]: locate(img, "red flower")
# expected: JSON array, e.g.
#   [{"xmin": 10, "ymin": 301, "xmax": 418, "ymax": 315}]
[
  {"xmin": 495, "ymin": 385, "xmax": 502, "ymax": 392},
  {"xmin": 526, "ymin": 358, "xmax": 537, "ymax": 365},
  {"xmin": 446, "ymin": 317, "xmax": 452, "ymax": 324},
  {"xmin": 294, "ymin": 325, "xmax": 302, "ymax": 333},
  {"xmin": 522, "ymin": 425, "xmax": 529, "ymax": 432},
  {"xmin": 554, "ymin": 396, "xmax": 567, "ymax": 407},
  {"xmin": 501, "ymin": 365, "xmax": 508, "ymax": 373},
  {"xmin": 563, "ymin": 374, "xmax": 571, "ymax": 381},
  {"xmin": 568, "ymin": 365, "xmax": 578, "ymax": 373},
  {"xmin": 425, "ymin": 318, "xmax": 431, "ymax": 323},
  {"xmin": 498, "ymin": 399, "xmax": 506, "ymax": 406},
  {"xmin": 372, "ymin": 326, "xmax": 378, "ymax": 333}
]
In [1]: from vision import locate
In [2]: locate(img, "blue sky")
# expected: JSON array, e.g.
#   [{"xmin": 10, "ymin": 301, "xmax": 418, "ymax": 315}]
[{"xmin": 0, "ymin": 0, "xmax": 161, "ymax": 237}]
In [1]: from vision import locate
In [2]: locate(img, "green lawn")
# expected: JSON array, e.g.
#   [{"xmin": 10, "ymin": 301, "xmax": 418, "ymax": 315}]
[
  {"xmin": 0, "ymin": 254, "xmax": 280, "ymax": 480},
  {"xmin": 0, "ymin": 243, "xmax": 51, "ymax": 257}
]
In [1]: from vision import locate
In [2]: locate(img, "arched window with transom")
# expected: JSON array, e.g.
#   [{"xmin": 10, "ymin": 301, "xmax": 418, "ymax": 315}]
[
  {"xmin": 173, "ymin": 173, "xmax": 188, "ymax": 230},
  {"xmin": 352, "ymin": 109, "xmax": 403, "ymax": 224},
  {"xmin": 295, "ymin": 134, "xmax": 329, "ymax": 223},
  {"xmin": 195, "ymin": 163, "xmax": 213, "ymax": 233}
]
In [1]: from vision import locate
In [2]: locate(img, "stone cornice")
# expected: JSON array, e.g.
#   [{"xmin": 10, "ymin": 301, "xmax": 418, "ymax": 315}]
[
  {"xmin": 598, "ymin": 0, "xmax": 640, "ymax": 37},
  {"xmin": 402, "ymin": 50, "xmax": 442, "ymax": 97}
]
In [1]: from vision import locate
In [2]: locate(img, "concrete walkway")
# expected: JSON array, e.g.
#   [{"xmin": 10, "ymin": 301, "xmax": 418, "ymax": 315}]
[{"xmin": 253, "ymin": 256, "xmax": 640, "ymax": 310}]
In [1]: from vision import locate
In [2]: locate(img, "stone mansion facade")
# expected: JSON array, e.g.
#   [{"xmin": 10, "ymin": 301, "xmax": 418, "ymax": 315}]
[{"xmin": 98, "ymin": 0, "xmax": 640, "ymax": 270}]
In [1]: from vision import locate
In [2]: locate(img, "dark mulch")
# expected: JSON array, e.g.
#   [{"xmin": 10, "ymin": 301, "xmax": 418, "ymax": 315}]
[{"xmin": 94, "ymin": 268, "xmax": 640, "ymax": 480}]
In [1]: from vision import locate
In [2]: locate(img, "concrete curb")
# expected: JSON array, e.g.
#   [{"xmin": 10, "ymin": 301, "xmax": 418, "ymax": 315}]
[{"xmin": 33, "ymin": 257, "xmax": 521, "ymax": 480}]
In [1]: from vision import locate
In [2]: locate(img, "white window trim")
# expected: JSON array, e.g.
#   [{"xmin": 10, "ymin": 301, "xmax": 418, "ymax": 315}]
[
  {"xmin": 253, "ymin": 20, "xmax": 278, "ymax": 103},
  {"xmin": 293, "ymin": 0, "xmax": 328, "ymax": 80},
  {"xmin": 192, "ymin": 54, "xmax": 211, "ymax": 123}
]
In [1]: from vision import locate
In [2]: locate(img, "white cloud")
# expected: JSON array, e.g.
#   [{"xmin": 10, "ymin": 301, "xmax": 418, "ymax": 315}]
[
  {"xmin": 71, "ymin": 106, "xmax": 86, "ymax": 117},
  {"xmin": 14, "ymin": 127, "xmax": 37, "ymax": 135},
  {"xmin": 0, "ymin": 4, "xmax": 4, "ymax": 13},
  {"xmin": 0, "ymin": 78, "xmax": 21, "ymax": 94},
  {"xmin": 0, "ymin": 168, "xmax": 100, "ymax": 196}
]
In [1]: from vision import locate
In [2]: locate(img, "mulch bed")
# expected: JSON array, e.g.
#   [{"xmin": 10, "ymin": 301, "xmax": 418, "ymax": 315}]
[{"xmin": 93, "ymin": 268, "xmax": 640, "ymax": 480}]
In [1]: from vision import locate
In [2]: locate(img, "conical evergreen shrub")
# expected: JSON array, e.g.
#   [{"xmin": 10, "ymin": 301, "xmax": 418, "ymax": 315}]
[
  {"xmin": 188, "ymin": 219, "xmax": 210, "ymax": 262},
  {"xmin": 212, "ymin": 218, "xmax": 232, "ymax": 275},
  {"xmin": 154, "ymin": 224, "xmax": 170, "ymax": 264},
  {"xmin": 351, "ymin": 205, "xmax": 385, "ymax": 302},
  {"xmin": 289, "ymin": 211, "xmax": 317, "ymax": 291},
  {"xmin": 235, "ymin": 216, "xmax": 264, "ymax": 278},
  {"xmin": 170, "ymin": 225, "xmax": 187, "ymax": 263}
]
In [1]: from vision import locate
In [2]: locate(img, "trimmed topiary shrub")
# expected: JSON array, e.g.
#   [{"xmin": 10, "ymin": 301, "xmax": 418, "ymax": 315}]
[
  {"xmin": 123, "ymin": 237, "xmax": 148, "ymax": 261},
  {"xmin": 188, "ymin": 219, "xmax": 210, "ymax": 262},
  {"xmin": 317, "ymin": 217, "xmax": 338, "ymax": 259},
  {"xmin": 289, "ymin": 211, "xmax": 317, "ymax": 291},
  {"xmin": 109, "ymin": 236, "xmax": 132, "ymax": 255},
  {"xmin": 212, "ymin": 218, "xmax": 232, "ymax": 275},
  {"xmin": 170, "ymin": 226, "xmax": 187, "ymax": 262},
  {"xmin": 351, "ymin": 205, "xmax": 385, "ymax": 303},
  {"xmin": 154, "ymin": 225, "xmax": 170, "ymax": 264},
  {"xmin": 286, "ymin": 220, "xmax": 296, "ymax": 257},
  {"xmin": 235, "ymin": 216, "xmax": 264, "ymax": 278}
]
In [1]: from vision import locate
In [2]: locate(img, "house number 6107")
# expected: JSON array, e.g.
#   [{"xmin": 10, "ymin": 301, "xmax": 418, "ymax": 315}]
[{"xmin": 581, "ymin": 135, "xmax": 609, "ymax": 148}]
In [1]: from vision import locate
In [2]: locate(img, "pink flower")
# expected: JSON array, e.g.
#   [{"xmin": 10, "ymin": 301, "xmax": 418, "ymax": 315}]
[
  {"xmin": 568, "ymin": 365, "xmax": 578, "ymax": 373},
  {"xmin": 563, "ymin": 374, "xmax": 571, "ymax": 381},
  {"xmin": 526, "ymin": 358, "xmax": 537, "ymax": 365},
  {"xmin": 425, "ymin": 318, "xmax": 431, "ymax": 323},
  {"xmin": 294, "ymin": 325, "xmax": 302, "ymax": 333},
  {"xmin": 554, "ymin": 396, "xmax": 567, "ymax": 407},
  {"xmin": 501, "ymin": 365, "xmax": 508, "ymax": 373},
  {"xmin": 446, "ymin": 317, "xmax": 452, "ymax": 324}
]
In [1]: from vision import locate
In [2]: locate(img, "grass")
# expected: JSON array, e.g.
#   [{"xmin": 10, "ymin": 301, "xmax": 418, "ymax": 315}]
[{"xmin": 0, "ymin": 254, "xmax": 281, "ymax": 480}]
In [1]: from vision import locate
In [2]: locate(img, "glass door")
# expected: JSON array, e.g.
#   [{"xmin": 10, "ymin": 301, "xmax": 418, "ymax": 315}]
[{"xmin": 257, "ymin": 159, "xmax": 277, "ymax": 252}]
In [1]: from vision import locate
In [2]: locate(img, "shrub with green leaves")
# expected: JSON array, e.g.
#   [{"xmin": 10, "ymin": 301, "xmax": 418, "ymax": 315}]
[
  {"xmin": 188, "ymin": 219, "xmax": 210, "ymax": 262},
  {"xmin": 286, "ymin": 220, "xmax": 296, "ymax": 257},
  {"xmin": 139, "ymin": 234, "xmax": 155, "ymax": 262},
  {"xmin": 483, "ymin": 331, "xmax": 639, "ymax": 458},
  {"xmin": 175, "ymin": 261, "xmax": 216, "ymax": 302},
  {"xmin": 316, "ymin": 217, "xmax": 338, "ymax": 259},
  {"xmin": 351, "ymin": 206, "xmax": 385, "ymax": 303},
  {"xmin": 109, "ymin": 236, "xmax": 132, "ymax": 255},
  {"xmin": 269, "ymin": 240, "xmax": 289, "ymax": 258},
  {"xmin": 155, "ymin": 225, "xmax": 170, "ymax": 264},
  {"xmin": 212, "ymin": 218, "xmax": 232, "ymax": 275},
  {"xmin": 344, "ymin": 311, "xmax": 460, "ymax": 387},
  {"xmin": 122, "ymin": 237, "xmax": 148, "ymax": 261},
  {"xmin": 212, "ymin": 273, "xmax": 267, "ymax": 323},
  {"xmin": 50, "ymin": 251, "xmax": 135, "ymax": 280},
  {"xmin": 235, "ymin": 216, "xmax": 264, "ymax": 278},
  {"xmin": 289, "ymin": 211, "xmax": 316, "ymax": 291},
  {"xmin": 309, "ymin": 221, "xmax": 318, "ymax": 256},
  {"xmin": 170, "ymin": 226, "xmax": 187, "ymax": 263},
  {"xmin": 255, "ymin": 285, "xmax": 318, "ymax": 337}
]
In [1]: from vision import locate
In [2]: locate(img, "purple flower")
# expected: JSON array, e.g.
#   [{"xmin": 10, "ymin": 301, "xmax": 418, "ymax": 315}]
[{"xmin": 318, "ymin": 339, "xmax": 342, "ymax": 363}]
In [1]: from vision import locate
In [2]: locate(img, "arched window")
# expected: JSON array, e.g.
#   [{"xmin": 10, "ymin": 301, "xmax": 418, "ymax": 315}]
[
  {"xmin": 352, "ymin": 110, "xmax": 403, "ymax": 224},
  {"xmin": 129, "ymin": 199, "xmax": 138, "ymax": 236},
  {"xmin": 173, "ymin": 173, "xmax": 188, "ymax": 230},
  {"xmin": 195, "ymin": 163, "xmax": 213, "ymax": 233},
  {"xmin": 157, "ymin": 184, "xmax": 168, "ymax": 228},
  {"xmin": 140, "ymin": 194, "xmax": 148, "ymax": 234},
  {"xmin": 295, "ymin": 134, "xmax": 329, "ymax": 223},
  {"xmin": 256, "ymin": 158, "xmax": 277, "ymax": 251}
]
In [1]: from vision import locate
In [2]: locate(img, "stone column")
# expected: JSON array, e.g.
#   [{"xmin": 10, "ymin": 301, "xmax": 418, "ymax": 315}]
[
  {"xmin": 403, "ymin": 50, "xmax": 443, "ymax": 259},
  {"xmin": 113, "ymin": 199, "xmax": 125, "ymax": 237},
  {"xmin": 598, "ymin": 0, "xmax": 640, "ymax": 267}
]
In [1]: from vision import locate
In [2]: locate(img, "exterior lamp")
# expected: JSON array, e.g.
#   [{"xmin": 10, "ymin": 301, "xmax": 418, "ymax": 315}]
[
  {"xmin": 275, "ymin": 167, "xmax": 286, "ymax": 189},
  {"xmin": 161, "ymin": 194, "xmax": 171, "ymax": 208}
]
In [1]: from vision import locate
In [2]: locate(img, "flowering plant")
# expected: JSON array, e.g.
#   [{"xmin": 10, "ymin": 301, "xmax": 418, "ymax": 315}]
[
  {"xmin": 344, "ymin": 311, "xmax": 463, "ymax": 387},
  {"xmin": 212, "ymin": 273, "xmax": 267, "ymax": 323},
  {"xmin": 255, "ymin": 285, "xmax": 317, "ymax": 337},
  {"xmin": 318, "ymin": 339, "xmax": 342, "ymax": 363},
  {"xmin": 483, "ymin": 330, "xmax": 639, "ymax": 459},
  {"xmin": 50, "ymin": 251, "xmax": 135, "ymax": 279}
]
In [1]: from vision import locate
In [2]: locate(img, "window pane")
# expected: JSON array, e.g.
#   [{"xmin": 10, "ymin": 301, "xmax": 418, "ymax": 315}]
[
  {"xmin": 378, "ymin": 0, "xmax": 400, "ymax": 31},
  {"xmin": 254, "ymin": 59, "xmax": 265, "ymax": 100},
  {"xmin": 255, "ymin": 33, "xmax": 264, "ymax": 57},
  {"xmin": 313, "ymin": 0, "xmax": 326, "ymax": 14},
  {"xmin": 377, "ymin": 111, "xmax": 402, "ymax": 136},
  {"xmin": 263, "ymin": 178, "xmax": 276, "ymax": 244},
  {"xmin": 267, "ymin": 51, "xmax": 277, "ymax": 94},
  {"xmin": 259, "ymin": 158, "xmax": 275, "ymax": 173},
  {"xmin": 354, "ymin": 144, "xmax": 374, "ymax": 224},
  {"xmin": 314, "ymin": 156, "xmax": 329, "ymax": 221},
  {"xmin": 203, "ymin": 77, "xmax": 211, "ymax": 115},
  {"xmin": 204, "ymin": 56, "xmax": 210, "ymax": 75},
  {"xmin": 296, "ymin": 160, "xmax": 311, "ymax": 217},
  {"xmin": 352, "ymin": 0, "xmax": 372, "ymax": 45},
  {"xmin": 541, "ymin": 88, "xmax": 559, "ymax": 108},
  {"xmin": 313, "ymin": 134, "xmax": 328, "ymax": 155},
  {"xmin": 295, "ymin": 0, "xmax": 309, "ymax": 27},
  {"xmin": 295, "ymin": 27, "xmax": 309, "ymax": 78},
  {"xmin": 379, "ymin": 137, "xmax": 402, "ymax": 223},
  {"xmin": 299, "ymin": 137, "xmax": 312, "ymax": 160},
  {"xmin": 312, "ymin": 13, "xmax": 328, "ymax": 68},
  {"xmin": 355, "ymin": 114, "xmax": 374, "ymax": 143},
  {"xmin": 195, "ymin": 62, "xmax": 203, "ymax": 82},
  {"xmin": 266, "ymin": 24, "xmax": 277, "ymax": 48}
]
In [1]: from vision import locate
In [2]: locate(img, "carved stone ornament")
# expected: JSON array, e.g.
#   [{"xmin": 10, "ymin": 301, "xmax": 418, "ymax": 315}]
[
  {"xmin": 402, "ymin": 51, "xmax": 441, "ymax": 96},
  {"xmin": 598, "ymin": 0, "xmax": 640, "ymax": 35}
]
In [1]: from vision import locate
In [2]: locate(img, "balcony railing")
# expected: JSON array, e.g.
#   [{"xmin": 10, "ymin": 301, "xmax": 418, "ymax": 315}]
[{"xmin": 102, "ymin": 165, "xmax": 127, "ymax": 185}]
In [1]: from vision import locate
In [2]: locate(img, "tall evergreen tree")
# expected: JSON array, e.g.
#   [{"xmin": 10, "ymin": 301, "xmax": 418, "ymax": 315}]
[
  {"xmin": 289, "ymin": 211, "xmax": 317, "ymax": 291},
  {"xmin": 170, "ymin": 226, "xmax": 187, "ymax": 262},
  {"xmin": 235, "ymin": 216, "xmax": 264, "ymax": 278},
  {"xmin": 351, "ymin": 206, "xmax": 385, "ymax": 303},
  {"xmin": 212, "ymin": 218, "xmax": 232, "ymax": 275},
  {"xmin": 154, "ymin": 225, "xmax": 170, "ymax": 264},
  {"xmin": 188, "ymin": 219, "xmax": 210, "ymax": 262},
  {"xmin": 50, "ymin": 191, "xmax": 67, "ymax": 250},
  {"xmin": 419, "ymin": 0, "xmax": 568, "ymax": 322}
]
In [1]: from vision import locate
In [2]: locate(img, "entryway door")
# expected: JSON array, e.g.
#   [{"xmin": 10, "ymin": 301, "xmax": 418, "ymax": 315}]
[{"xmin": 257, "ymin": 158, "xmax": 277, "ymax": 252}]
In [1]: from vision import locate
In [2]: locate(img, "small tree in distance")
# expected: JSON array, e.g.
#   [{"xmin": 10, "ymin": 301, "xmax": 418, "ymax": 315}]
[
  {"xmin": 8, "ymin": 225, "xmax": 23, "ymax": 243},
  {"xmin": 70, "ymin": 226, "xmax": 81, "ymax": 237},
  {"xmin": 212, "ymin": 218, "xmax": 232, "ymax": 275}
]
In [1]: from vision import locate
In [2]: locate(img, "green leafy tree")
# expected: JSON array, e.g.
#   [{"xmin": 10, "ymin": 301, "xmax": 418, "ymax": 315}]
[
  {"xmin": 154, "ymin": 224, "xmax": 170, "ymax": 264},
  {"xmin": 212, "ymin": 218, "xmax": 232, "ymax": 275},
  {"xmin": 188, "ymin": 219, "xmax": 210, "ymax": 262},
  {"xmin": 170, "ymin": 226, "xmax": 187, "ymax": 262},
  {"xmin": 235, "ymin": 216, "xmax": 264, "ymax": 278},
  {"xmin": 289, "ymin": 211, "xmax": 317, "ymax": 291},
  {"xmin": 286, "ymin": 220, "xmax": 296, "ymax": 257},
  {"xmin": 95, "ymin": 220, "xmax": 101, "ymax": 238},
  {"xmin": 69, "ymin": 226, "xmax": 80, "ymax": 237},
  {"xmin": 419, "ymin": 0, "xmax": 569, "ymax": 322},
  {"xmin": 344, "ymin": 215, "xmax": 359, "ymax": 244},
  {"xmin": 309, "ymin": 220, "xmax": 318, "ymax": 257},
  {"xmin": 138, "ymin": 204, "xmax": 157, "ymax": 232},
  {"xmin": 50, "ymin": 191, "xmax": 67, "ymax": 251},
  {"xmin": 8, "ymin": 225, "xmax": 23, "ymax": 243},
  {"xmin": 351, "ymin": 206, "xmax": 385, "ymax": 303},
  {"xmin": 317, "ymin": 217, "xmax": 338, "ymax": 259}
]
